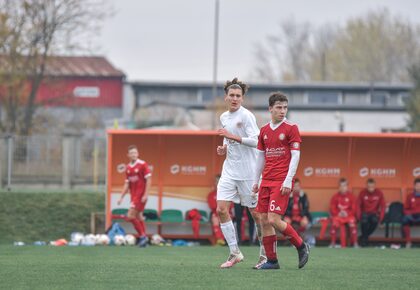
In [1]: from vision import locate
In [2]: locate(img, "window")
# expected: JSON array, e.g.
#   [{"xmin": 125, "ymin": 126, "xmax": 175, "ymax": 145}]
[
  {"xmin": 198, "ymin": 88, "xmax": 224, "ymax": 104},
  {"xmin": 371, "ymin": 91, "xmax": 388, "ymax": 106},
  {"xmin": 307, "ymin": 91, "xmax": 340, "ymax": 105},
  {"xmin": 343, "ymin": 93, "xmax": 368, "ymax": 105}
]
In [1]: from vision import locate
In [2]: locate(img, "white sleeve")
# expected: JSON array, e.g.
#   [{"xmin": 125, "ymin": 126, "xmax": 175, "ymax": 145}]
[
  {"xmin": 254, "ymin": 150, "xmax": 265, "ymax": 184},
  {"xmin": 283, "ymin": 150, "xmax": 300, "ymax": 189},
  {"xmin": 241, "ymin": 137, "xmax": 257, "ymax": 148},
  {"xmin": 242, "ymin": 113, "xmax": 259, "ymax": 148}
]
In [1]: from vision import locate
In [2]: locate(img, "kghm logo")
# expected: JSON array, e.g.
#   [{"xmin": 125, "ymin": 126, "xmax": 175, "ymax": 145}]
[
  {"xmin": 117, "ymin": 163, "xmax": 126, "ymax": 173},
  {"xmin": 170, "ymin": 164, "xmax": 207, "ymax": 175},
  {"xmin": 413, "ymin": 167, "xmax": 420, "ymax": 177},
  {"xmin": 359, "ymin": 167, "xmax": 397, "ymax": 178},
  {"xmin": 304, "ymin": 166, "xmax": 340, "ymax": 177},
  {"xmin": 170, "ymin": 164, "xmax": 180, "ymax": 175}
]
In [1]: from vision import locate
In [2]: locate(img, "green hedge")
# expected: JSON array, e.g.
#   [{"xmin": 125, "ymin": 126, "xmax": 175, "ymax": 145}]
[{"xmin": 0, "ymin": 191, "xmax": 104, "ymax": 244}]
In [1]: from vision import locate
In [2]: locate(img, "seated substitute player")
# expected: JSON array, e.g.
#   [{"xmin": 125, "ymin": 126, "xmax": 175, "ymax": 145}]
[
  {"xmin": 329, "ymin": 178, "xmax": 358, "ymax": 248},
  {"xmin": 356, "ymin": 178, "xmax": 385, "ymax": 247},
  {"xmin": 216, "ymin": 77, "xmax": 266, "ymax": 269},
  {"xmin": 207, "ymin": 175, "xmax": 226, "ymax": 245},
  {"xmin": 284, "ymin": 178, "xmax": 311, "ymax": 237},
  {"xmin": 402, "ymin": 178, "xmax": 420, "ymax": 249},
  {"xmin": 117, "ymin": 145, "xmax": 151, "ymax": 247},
  {"xmin": 252, "ymin": 92, "xmax": 310, "ymax": 270}
]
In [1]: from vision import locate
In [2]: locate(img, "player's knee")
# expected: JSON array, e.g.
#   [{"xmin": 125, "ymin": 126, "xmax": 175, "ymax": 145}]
[
  {"xmin": 268, "ymin": 215, "xmax": 277, "ymax": 227},
  {"xmin": 216, "ymin": 205, "xmax": 228, "ymax": 218}
]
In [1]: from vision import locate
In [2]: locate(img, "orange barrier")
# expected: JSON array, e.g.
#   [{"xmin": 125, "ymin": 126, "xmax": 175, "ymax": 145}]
[{"xmin": 106, "ymin": 130, "xmax": 420, "ymax": 229}]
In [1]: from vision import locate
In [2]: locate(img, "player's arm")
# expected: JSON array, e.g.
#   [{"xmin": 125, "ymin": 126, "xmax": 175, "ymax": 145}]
[
  {"xmin": 281, "ymin": 150, "xmax": 300, "ymax": 195},
  {"xmin": 141, "ymin": 175, "xmax": 152, "ymax": 203},
  {"xmin": 117, "ymin": 180, "xmax": 129, "ymax": 205},
  {"xmin": 282, "ymin": 125, "xmax": 301, "ymax": 195},
  {"xmin": 252, "ymin": 149, "xmax": 266, "ymax": 193},
  {"xmin": 218, "ymin": 114, "xmax": 259, "ymax": 148}
]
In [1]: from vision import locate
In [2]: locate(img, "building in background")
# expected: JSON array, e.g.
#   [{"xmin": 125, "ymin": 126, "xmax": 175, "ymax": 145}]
[
  {"xmin": 32, "ymin": 56, "xmax": 125, "ymax": 136},
  {"xmin": 126, "ymin": 81, "xmax": 411, "ymax": 132}
]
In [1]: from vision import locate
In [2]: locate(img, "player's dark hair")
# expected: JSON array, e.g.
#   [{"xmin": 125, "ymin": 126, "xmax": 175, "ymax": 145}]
[
  {"xmin": 294, "ymin": 178, "xmax": 300, "ymax": 184},
  {"xmin": 127, "ymin": 145, "xmax": 138, "ymax": 152},
  {"xmin": 269, "ymin": 92, "xmax": 288, "ymax": 107},
  {"xmin": 415, "ymin": 178, "xmax": 420, "ymax": 185},
  {"xmin": 339, "ymin": 177, "xmax": 347, "ymax": 184},
  {"xmin": 367, "ymin": 178, "xmax": 375, "ymax": 184},
  {"xmin": 224, "ymin": 77, "xmax": 248, "ymax": 95}
]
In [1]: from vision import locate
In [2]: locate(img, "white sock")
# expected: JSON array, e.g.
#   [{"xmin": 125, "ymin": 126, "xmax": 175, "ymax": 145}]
[
  {"xmin": 255, "ymin": 224, "xmax": 266, "ymax": 257},
  {"xmin": 220, "ymin": 220, "xmax": 239, "ymax": 254}
]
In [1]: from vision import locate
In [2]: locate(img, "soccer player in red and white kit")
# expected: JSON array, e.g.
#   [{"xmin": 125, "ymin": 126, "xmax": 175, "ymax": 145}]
[
  {"xmin": 252, "ymin": 92, "xmax": 310, "ymax": 270},
  {"xmin": 117, "ymin": 145, "xmax": 152, "ymax": 247},
  {"xmin": 402, "ymin": 178, "xmax": 420, "ymax": 248},
  {"xmin": 357, "ymin": 178, "xmax": 385, "ymax": 247},
  {"xmin": 329, "ymin": 178, "xmax": 358, "ymax": 248}
]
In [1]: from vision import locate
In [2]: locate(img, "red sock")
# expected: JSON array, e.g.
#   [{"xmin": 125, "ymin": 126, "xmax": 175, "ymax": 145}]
[
  {"xmin": 141, "ymin": 220, "xmax": 147, "ymax": 236},
  {"xmin": 130, "ymin": 218, "xmax": 145, "ymax": 237},
  {"xmin": 330, "ymin": 227, "xmax": 337, "ymax": 245},
  {"xmin": 340, "ymin": 224, "xmax": 347, "ymax": 248},
  {"xmin": 213, "ymin": 224, "xmax": 224, "ymax": 240},
  {"xmin": 262, "ymin": 235, "xmax": 277, "ymax": 261},
  {"xmin": 298, "ymin": 226, "xmax": 306, "ymax": 234},
  {"xmin": 350, "ymin": 225, "xmax": 358, "ymax": 245},
  {"xmin": 403, "ymin": 225, "xmax": 411, "ymax": 243},
  {"xmin": 282, "ymin": 223, "xmax": 303, "ymax": 248}
]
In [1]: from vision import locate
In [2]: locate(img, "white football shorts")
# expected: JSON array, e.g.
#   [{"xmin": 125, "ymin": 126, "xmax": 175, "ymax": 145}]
[{"xmin": 216, "ymin": 176, "xmax": 258, "ymax": 208}]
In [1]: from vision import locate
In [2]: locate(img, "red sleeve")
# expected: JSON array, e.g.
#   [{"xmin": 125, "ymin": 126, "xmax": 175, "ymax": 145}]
[
  {"xmin": 257, "ymin": 127, "xmax": 265, "ymax": 151},
  {"xmin": 379, "ymin": 191, "xmax": 385, "ymax": 222},
  {"xmin": 143, "ymin": 162, "xmax": 152, "ymax": 178},
  {"xmin": 288, "ymin": 125, "xmax": 302, "ymax": 151},
  {"xmin": 330, "ymin": 194, "xmax": 339, "ymax": 216},
  {"xmin": 404, "ymin": 194, "xmax": 412, "ymax": 215}
]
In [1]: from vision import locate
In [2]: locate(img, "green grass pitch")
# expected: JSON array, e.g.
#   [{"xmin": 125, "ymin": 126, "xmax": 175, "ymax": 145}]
[{"xmin": 1, "ymin": 245, "xmax": 419, "ymax": 289}]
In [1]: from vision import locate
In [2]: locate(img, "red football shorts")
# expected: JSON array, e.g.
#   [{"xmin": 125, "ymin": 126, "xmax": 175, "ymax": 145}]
[
  {"xmin": 130, "ymin": 195, "xmax": 146, "ymax": 212},
  {"xmin": 256, "ymin": 186, "xmax": 290, "ymax": 215},
  {"xmin": 331, "ymin": 216, "xmax": 356, "ymax": 227}
]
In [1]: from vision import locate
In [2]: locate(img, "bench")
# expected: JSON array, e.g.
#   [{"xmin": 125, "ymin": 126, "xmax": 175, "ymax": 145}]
[{"xmin": 111, "ymin": 208, "xmax": 214, "ymax": 243}]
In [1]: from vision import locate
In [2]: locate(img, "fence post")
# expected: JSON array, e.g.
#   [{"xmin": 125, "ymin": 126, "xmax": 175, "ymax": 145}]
[{"xmin": 62, "ymin": 132, "xmax": 82, "ymax": 189}]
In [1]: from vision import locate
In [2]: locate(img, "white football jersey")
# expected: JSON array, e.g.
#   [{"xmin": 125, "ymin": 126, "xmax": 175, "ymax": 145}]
[{"xmin": 220, "ymin": 106, "xmax": 259, "ymax": 180}]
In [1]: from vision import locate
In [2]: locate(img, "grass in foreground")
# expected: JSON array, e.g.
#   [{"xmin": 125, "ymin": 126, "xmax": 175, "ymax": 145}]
[{"xmin": 0, "ymin": 246, "xmax": 419, "ymax": 290}]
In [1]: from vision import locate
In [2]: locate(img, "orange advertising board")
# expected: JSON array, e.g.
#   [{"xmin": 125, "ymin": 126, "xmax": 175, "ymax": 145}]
[{"xmin": 106, "ymin": 130, "xmax": 420, "ymax": 226}]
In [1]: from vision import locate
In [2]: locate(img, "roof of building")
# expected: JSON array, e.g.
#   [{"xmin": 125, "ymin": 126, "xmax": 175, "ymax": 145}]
[{"xmin": 45, "ymin": 56, "xmax": 125, "ymax": 78}]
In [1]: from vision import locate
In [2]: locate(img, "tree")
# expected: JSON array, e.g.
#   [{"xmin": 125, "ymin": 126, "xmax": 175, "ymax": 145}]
[
  {"xmin": 407, "ymin": 64, "xmax": 420, "ymax": 132},
  {"xmin": 0, "ymin": 0, "xmax": 110, "ymax": 135},
  {"xmin": 253, "ymin": 17, "xmax": 311, "ymax": 82},
  {"xmin": 252, "ymin": 9, "xmax": 420, "ymax": 83}
]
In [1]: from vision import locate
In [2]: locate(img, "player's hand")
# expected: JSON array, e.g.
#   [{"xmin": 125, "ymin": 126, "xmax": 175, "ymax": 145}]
[
  {"xmin": 252, "ymin": 183, "xmax": 259, "ymax": 194},
  {"xmin": 217, "ymin": 144, "xmax": 227, "ymax": 155},
  {"xmin": 141, "ymin": 195, "xmax": 148, "ymax": 203},
  {"xmin": 117, "ymin": 197, "xmax": 123, "ymax": 205},
  {"xmin": 217, "ymin": 128, "xmax": 231, "ymax": 139},
  {"xmin": 339, "ymin": 210, "xmax": 347, "ymax": 217},
  {"xmin": 281, "ymin": 186, "xmax": 291, "ymax": 196}
]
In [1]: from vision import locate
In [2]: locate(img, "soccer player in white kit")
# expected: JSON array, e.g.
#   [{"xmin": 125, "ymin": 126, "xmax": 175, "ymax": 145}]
[{"xmin": 216, "ymin": 78, "xmax": 266, "ymax": 269}]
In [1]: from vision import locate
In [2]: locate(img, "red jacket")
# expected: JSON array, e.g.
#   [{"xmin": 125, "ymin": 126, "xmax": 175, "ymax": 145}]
[
  {"xmin": 330, "ymin": 191, "xmax": 356, "ymax": 218},
  {"xmin": 357, "ymin": 189, "xmax": 386, "ymax": 222},
  {"xmin": 207, "ymin": 190, "xmax": 217, "ymax": 214},
  {"xmin": 404, "ymin": 192, "xmax": 420, "ymax": 215}
]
